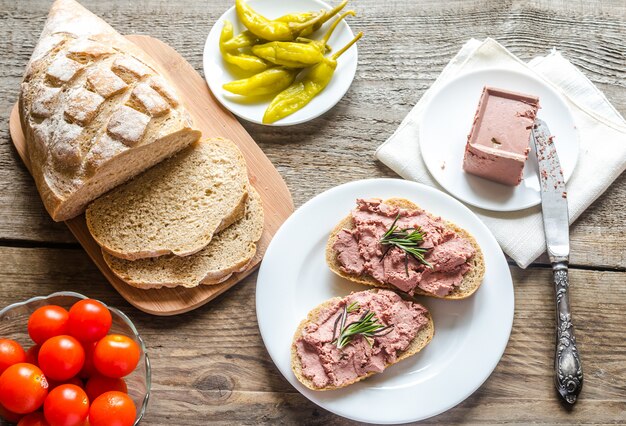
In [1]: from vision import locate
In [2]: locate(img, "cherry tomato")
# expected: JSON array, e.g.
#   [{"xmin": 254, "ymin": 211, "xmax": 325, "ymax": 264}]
[
  {"xmin": 88, "ymin": 392, "xmax": 135, "ymax": 426},
  {"xmin": 25, "ymin": 345, "xmax": 41, "ymax": 366},
  {"xmin": 18, "ymin": 411, "xmax": 49, "ymax": 426},
  {"xmin": 39, "ymin": 336, "xmax": 85, "ymax": 381},
  {"xmin": 0, "ymin": 363, "xmax": 48, "ymax": 414},
  {"xmin": 93, "ymin": 336, "xmax": 139, "ymax": 378},
  {"xmin": 0, "ymin": 402, "xmax": 24, "ymax": 423},
  {"xmin": 68, "ymin": 300, "xmax": 111, "ymax": 343},
  {"xmin": 0, "ymin": 338, "xmax": 26, "ymax": 374},
  {"xmin": 44, "ymin": 384, "xmax": 89, "ymax": 426},
  {"xmin": 85, "ymin": 376, "xmax": 127, "ymax": 401},
  {"xmin": 79, "ymin": 342, "xmax": 98, "ymax": 379},
  {"xmin": 28, "ymin": 306, "xmax": 70, "ymax": 345}
]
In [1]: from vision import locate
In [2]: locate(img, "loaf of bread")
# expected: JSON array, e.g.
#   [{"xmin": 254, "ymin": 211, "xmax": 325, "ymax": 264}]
[
  {"xmin": 19, "ymin": 0, "xmax": 201, "ymax": 221},
  {"xmin": 326, "ymin": 198, "xmax": 485, "ymax": 300},
  {"xmin": 86, "ymin": 138, "xmax": 250, "ymax": 260},
  {"xmin": 102, "ymin": 187, "xmax": 264, "ymax": 289}
]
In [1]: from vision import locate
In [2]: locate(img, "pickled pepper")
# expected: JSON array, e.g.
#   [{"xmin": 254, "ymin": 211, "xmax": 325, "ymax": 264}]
[
  {"xmin": 221, "ymin": 30, "xmax": 262, "ymax": 52},
  {"xmin": 220, "ymin": 20, "xmax": 269, "ymax": 73},
  {"xmin": 276, "ymin": 0, "xmax": 349, "ymax": 37},
  {"xmin": 235, "ymin": 0, "xmax": 325, "ymax": 41},
  {"xmin": 302, "ymin": 10, "xmax": 356, "ymax": 53},
  {"xmin": 263, "ymin": 32, "xmax": 363, "ymax": 124},
  {"xmin": 223, "ymin": 67, "xmax": 299, "ymax": 97},
  {"xmin": 252, "ymin": 10, "xmax": 355, "ymax": 69}
]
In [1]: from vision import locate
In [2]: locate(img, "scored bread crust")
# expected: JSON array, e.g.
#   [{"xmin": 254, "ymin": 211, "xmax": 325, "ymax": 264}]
[
  {"xmin": 86, "ymin": 138, "xmax": 250, "ymax": 260},
  {"xmin": 325, "ymin": 198, "xmax": 485, "ymax": 300},
  {"xmin": 291, "ymin": 289, "xmax": 435, "ymax": 391},
  {"xmin": 102, "ymin": 187, "xmax": 264, "ymax": 289},
  {"xmin": 19, "ymin": 0, "xmax": 201, "ymax": 221}
]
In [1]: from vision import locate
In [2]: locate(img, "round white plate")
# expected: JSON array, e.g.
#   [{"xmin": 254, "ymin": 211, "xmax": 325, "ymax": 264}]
[
  {"xmin": 419, "ymin": 68, "xmax": 579, "ymax": 211},
  {"xmin": 203, "ymin": 0, "xmax": 357, "ymax": 126},
  {"xmin": 256, "ymin": 178, "xmax": 514, "ymax": 424}
]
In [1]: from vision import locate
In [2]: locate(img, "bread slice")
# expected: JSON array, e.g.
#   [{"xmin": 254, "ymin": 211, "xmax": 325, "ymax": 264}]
[
  {"xmin": 19, "ymin": 0, "xmax": 201, "ymax": 221},
  {"xmin": 86, "ymin": 138, "xmax": 249, "ymax": 260},
  {"xmin": 326, "ymin": 198, "xmax": 485, "ymax": 300},
  {"xmin": 292, "ymin": 289, "xmax": 435, "ymax": 391},
  {"xmin": 102, "ymin": 187, "xmax": 264, "ymax": 289}
]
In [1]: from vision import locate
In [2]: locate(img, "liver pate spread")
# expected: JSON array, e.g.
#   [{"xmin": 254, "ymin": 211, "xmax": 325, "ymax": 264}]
[
  {"xmin": 334, "ymin": 199, "xmax": 475, "ymax": 296},
  {"xmin": 463, "ymin": 86, "xmax": 540, "ymax": 186},
  {"xmin": 295, "ymin": 290, "xmax": 429, "ymax": 389}
]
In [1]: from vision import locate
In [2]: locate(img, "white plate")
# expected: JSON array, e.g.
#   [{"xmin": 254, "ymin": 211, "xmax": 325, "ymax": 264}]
[
  {"xmin": 256, "ymin": 178, "xmax": 514, "ymax": 424},
  {"xmin": 203, "ymin": 0, "xmax": 357, "ymax": 126},
  {"xmin": 420, "ymin": 68, "xmax": 579, "ymax": 211}
]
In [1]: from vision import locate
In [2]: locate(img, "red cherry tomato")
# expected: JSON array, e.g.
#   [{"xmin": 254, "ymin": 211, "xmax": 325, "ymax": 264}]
[
  {"xmin": 28, "ymin": 305, "xmax": 70, "ymax": 345},
  {"xmin": 25, "ymin": 345, "xmax": 41, "ymax": 366},
  {"xmin": 44, "ymin": 384, "xmax": 89, "ymax": 426},
  {"xmin": 0, "ymin": 402, "xmax": 24, "ymax": 423},
  {"xmin": 68, "ymin": 300, "xmax": 112, "ymax": 343},
  {"xmin": 0, "ymin": 363, "xmax": 48, "ymax": 414},
  {"xmin": 39, "ymin": 336, "xmax": 85, "ymax": 381},
  {"xmin": 85, "ymin": 375, "xmax": 127, "ymax": 401},
  {"xmin": 18, "ymin": 411, "xmax": 49, "ymax": 426},
  {"xmin": 88, "ymin": 391, "xmax": 135, "ymax": 426},
  {"xmin": 79, "ymin": 342, "xmax": 98, "ymax": 379},
  {"xmin": 93, "ymin": 336, "xmax": 139, "ymax": 378},
  {"xmin": 0, "ymin": 338, "xmax": 26, "ymax": 374}
]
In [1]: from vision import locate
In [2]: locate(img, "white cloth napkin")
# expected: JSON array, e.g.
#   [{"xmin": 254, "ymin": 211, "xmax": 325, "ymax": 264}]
[{"xmin": 375, "ymin": 38, "xmax": 626, "ymax": 268}]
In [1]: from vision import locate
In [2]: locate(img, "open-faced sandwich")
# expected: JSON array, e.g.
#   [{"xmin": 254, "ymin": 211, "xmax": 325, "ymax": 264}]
[
  {"xmin": 326, "ymin": 198, "xmax": 485, "ymax": 299},
  {"xmin": 292, "ymin": 289, "xmax": 434, "ymax": 390}
]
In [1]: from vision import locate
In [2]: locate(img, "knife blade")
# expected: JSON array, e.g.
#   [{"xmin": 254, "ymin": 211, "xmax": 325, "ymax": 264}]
[{"xmin": 533, "ymin": 119, "xmax": 583, "ymax": 405}]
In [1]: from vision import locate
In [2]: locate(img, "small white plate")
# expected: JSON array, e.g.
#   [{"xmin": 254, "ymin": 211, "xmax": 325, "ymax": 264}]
[
  {"xmin": 419, "ymin": 68, "xmax": 579, "ymax": 211},
  {"xmin": 256, "ymin": 178, "xmax": 514, "ymax": 424},
  {"xmin": 203, "ymin": 0, "xmax": 357, "ymax": 126}
]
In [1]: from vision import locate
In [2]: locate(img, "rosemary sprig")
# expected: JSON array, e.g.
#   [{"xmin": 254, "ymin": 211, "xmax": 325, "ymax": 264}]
[
  {"xmin": 380, "ymin": 214, "xmax": 432, "ymax": 274},
  {"xmin": 331, "ymin": 302, "xmax": 358, "ymax": 347},
  {"xmin": 331, "ymin": 305, "xmax": 394, "ymax": 350},
  {"xmin": 346, "ymin": 301, "xmax": 359, "ymax": 313}
]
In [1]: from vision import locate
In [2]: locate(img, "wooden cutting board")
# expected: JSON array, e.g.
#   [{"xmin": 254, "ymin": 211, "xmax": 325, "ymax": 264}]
[{"xmin": 9, "ymin": 35, "xmax": 294, "ymax": 316}]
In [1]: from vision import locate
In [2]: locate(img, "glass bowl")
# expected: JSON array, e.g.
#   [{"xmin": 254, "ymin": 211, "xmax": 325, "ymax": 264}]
[{"xmin": 0, "ymin": 291, "xmax": 150, "ymax": 424}]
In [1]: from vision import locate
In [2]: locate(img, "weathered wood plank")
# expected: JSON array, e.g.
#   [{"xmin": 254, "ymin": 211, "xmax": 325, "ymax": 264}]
[
  {"xmin": 0, "ymin": 246, "xmax": 624, "ymax": 424},
  {"xmin": 0, "ymin": 0, "xmax": 624, "ymax": 268}
]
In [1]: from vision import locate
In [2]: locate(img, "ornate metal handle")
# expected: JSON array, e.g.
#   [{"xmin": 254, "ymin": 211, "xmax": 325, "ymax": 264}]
[{"xmin": 553, "ymin": 261, "xmax": 583, "ymax": 404}]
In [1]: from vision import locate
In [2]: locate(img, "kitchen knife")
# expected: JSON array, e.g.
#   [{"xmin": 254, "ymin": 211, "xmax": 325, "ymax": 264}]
[{"xmin": 533, "ymin": 119, "xmax": 583, "ymax": 405}]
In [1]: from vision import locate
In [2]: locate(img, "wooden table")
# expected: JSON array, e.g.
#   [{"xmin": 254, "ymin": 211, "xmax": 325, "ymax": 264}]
[{"xmin": 1, "ymin": 0, "xmax": 624, "ymax": 424}]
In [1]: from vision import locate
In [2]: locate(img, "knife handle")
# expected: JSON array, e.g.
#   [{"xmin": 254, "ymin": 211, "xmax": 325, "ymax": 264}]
[{"xmin": 553, "ymin": 261, "xmax": 583, "ymax": 404}]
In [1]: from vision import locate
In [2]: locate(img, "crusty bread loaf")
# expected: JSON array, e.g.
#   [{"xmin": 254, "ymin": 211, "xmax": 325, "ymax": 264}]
[
  {"xmin": 326, "ymin": 198, "xmax": 485, "ymax": 300},
  {"xmin": 86, "ymin": 138, "xmax": 249, "ymax": 260},
  {"xmin": 102, "ymin": 187, "xmax": 264, "ymax": 289},
  {"xmin": 19, "ymin": 0, "xmax": 201, "ymax": 221},
  {"xmin": 292, "ymin": 289, "xmax": 435, "ymax": 391}
]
